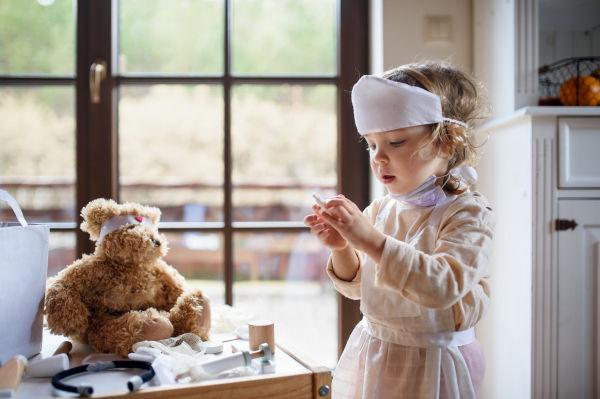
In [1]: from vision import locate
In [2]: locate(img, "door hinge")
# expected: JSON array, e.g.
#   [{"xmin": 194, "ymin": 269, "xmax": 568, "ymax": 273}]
[{"xmin": 556, "ymin": 219, "xmax": 578, "ymax": 231}]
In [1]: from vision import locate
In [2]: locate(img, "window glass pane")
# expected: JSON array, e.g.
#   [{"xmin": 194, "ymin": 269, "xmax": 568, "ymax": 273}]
[
  {"xmin": 163, "ymin": 232, "xmax": 225, "ymax": 306},
  {"xmin": 232, "ymin": 84, "xmax": 337, "ymax": 222},
  {"xmin": 119, "ymin": 0, "xmax": 224, "ymax": 75},
  {"xmin": 0, "ymin": 86, "xmax": 76, "ymax": 223},
  {"xmin": 232, "ymin": 0, "xmax": 336, "ymax": 75},
  {"xmin": 233, "ymin": 232, "xmax": 336, "ymax": 368},
  {"xmin": 0, "ymin": 0, "xmax": 75, "ymax": 75},
  {"xmin": 119, "ymin": 85, "xmax": 224, "ymax": 222},
  {"xmin": 48, "ymin": 231, "xmax": 76, "ymax": 277}
]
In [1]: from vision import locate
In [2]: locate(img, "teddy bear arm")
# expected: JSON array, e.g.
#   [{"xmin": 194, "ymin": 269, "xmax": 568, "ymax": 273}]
[
  {"xmin": 154, "ymin": 262, "xmax": 187, "ymax": 308},
  {"xmin": 45, "ymin": 283, "xmax": 90, "ymax": 337}
]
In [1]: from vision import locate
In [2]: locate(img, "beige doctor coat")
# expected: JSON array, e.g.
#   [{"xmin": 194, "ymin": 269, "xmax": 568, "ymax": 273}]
[{"xmin": 328, "ymin": 191, "xmax": 495, "ymax": 398}]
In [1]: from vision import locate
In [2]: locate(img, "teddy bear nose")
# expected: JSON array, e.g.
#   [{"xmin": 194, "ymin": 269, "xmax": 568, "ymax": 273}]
[{"xmin": 150, "ymin": 238, "xmax": 161, "ymax": 247}]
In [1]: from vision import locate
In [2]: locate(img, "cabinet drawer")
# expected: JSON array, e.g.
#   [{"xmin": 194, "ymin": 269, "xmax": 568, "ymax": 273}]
[{"xmin": 558, "ymin": 117, "xmax": 600, "ymax": 188}]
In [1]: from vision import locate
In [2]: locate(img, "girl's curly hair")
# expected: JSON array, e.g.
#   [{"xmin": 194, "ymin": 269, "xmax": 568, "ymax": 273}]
[{"xmin": 381, "ymin": 60, "xmax": 491, "ymax": 194}]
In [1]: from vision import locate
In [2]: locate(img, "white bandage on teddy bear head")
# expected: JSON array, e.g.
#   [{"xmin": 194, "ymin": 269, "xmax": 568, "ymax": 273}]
[
  {"xmin": 96, "ymin": 215, "xmax": 154, "ymax": 245},
  {"xmin": 351, "ymin": 75, "xmax": 467, "ymax": 135}
]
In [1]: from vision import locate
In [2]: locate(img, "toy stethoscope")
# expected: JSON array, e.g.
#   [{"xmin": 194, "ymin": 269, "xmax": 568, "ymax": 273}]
[{"xmin": 51, "ymin": 360, "xmax": 155, "ymax": 397}]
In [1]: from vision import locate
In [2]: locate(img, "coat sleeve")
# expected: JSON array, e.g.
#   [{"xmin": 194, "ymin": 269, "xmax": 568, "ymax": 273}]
[
  {"xmin": 325, "ymin": 201, "xmax": 379, "ymax": 300},
  {"xmin": 374, "ymin": 194, "xmax": 495, "ymax": 310}
]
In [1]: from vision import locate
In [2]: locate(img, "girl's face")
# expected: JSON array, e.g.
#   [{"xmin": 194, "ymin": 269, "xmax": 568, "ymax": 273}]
[{"xmin": 364, "ymin": 125, "xmax": 449, "ymax": 195}]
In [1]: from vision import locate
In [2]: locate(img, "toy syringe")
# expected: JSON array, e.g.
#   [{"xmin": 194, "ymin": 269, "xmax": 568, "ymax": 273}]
[
  {"xmin": 312, "ymin": 193, "xmax": 328, "ymax": 213},
  {"xmin": 199, "ymin": 343, "xmax": 273, "ymax": 375}
]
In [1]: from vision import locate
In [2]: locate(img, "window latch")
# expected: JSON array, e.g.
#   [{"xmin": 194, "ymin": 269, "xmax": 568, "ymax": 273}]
[{"xmin": 89, "ymin": 59, "xmax": 107, "ymax": 104}]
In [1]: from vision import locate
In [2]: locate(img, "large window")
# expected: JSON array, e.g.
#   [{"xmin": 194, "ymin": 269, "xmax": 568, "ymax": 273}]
[{"xmin": 0, "ymin": 0, "xmax": 368, "ymax": 367}]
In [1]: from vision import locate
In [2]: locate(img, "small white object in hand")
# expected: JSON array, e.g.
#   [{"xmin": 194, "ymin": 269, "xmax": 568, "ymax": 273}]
[{"xmin": 312, "ymin": 193, "xmax": 326, "ymax": 208}]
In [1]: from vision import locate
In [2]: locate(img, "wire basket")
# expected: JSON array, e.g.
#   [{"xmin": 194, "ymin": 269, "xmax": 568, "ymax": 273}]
[{"xmin": 538, "ymin": 57, "xmax": 600, "ymax": 106}]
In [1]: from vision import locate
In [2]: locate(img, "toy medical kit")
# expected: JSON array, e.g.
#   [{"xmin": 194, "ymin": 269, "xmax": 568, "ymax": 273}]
[
  {"xmin": 24, "ymin": 353, "xmax": 69, "ymax": 378},
  {"xmin": 199, "ymin": 343, "xmax": 274, "ymax": 375},
  {"xmin": 52, "ymin": 341, "xmax": 73, "ymax": 356},
  {"xmin": 248, "ymin": 320, "xmax": 275, "ymax": 354},
  {"xmin": 0, "ymin": 356, "xmax": 26, "ymax": 398},
  {"xmin": 202, "ymin": 341, "xmax": 224, "ymax": 354},
  {"xmin": 51, "ymin": 361, "xmax": 155, "ymax": 397},
  {"xmin": 312, "ymin": 193, "xmax": 327, "ymax": 209}
]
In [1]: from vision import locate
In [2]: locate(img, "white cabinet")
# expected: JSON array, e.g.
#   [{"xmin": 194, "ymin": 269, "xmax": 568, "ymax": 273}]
[
  {"xmin": 557, "ymin": 200, "xmax": 600, "ymax": 398},
  {"xmin": 558, "ymin": 118, "xmax": 600, "ymax": 188},
  {"xmin": 474, "ymin": 107, "xmax": 600, "ymax": 399}
]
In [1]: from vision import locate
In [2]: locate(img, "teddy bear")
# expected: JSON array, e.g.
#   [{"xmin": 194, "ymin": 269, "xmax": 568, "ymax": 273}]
[{"xmin": 44, "ymin": 199, "xmax": 211, "ymax": 357}]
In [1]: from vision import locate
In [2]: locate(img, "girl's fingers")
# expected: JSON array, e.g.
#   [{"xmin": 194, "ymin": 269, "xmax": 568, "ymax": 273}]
[
  {"xmin": 324, "ymin": 198, "xmax": 355, "ymax": 214},
  {"xmin": 325, "ymin": 205, "xmax": 345, "ymax": 222},
  {"xmin": 304, "ymin": 214, "xmax": 323, "ymax": 227},
  {"xmin": 335, "ymin": 206, "xmax": 352, "ymax": 221},
  {"xmin": 321, "ymin": 211, "xmax": 343, "ymax": 228},
  {"xmin": 317, "ymin": 228, "xmax": 331, "ymax": 241},
  {"xmin": 311, "ymin": 223, "xmax": 328, "ymax": 236}
]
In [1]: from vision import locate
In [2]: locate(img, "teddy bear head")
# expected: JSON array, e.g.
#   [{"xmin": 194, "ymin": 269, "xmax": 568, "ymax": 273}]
[{"xmin": 81, "ymin": 199, "xmax": 168, "ymax": 264}]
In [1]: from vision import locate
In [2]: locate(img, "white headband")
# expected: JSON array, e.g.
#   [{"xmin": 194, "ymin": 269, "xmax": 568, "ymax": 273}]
[
  {"xmin": 96, "ymin": 215, "xmax": 154, "ymax": 245},
  {"xmin": 351, "ymin": 75, "xmax": 468, "ymax": 135}
]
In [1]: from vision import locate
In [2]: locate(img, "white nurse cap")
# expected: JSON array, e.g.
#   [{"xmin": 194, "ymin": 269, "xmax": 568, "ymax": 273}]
[{"xmin": 351, "ymin": 75, "xmax": 467, "ymax": 135}]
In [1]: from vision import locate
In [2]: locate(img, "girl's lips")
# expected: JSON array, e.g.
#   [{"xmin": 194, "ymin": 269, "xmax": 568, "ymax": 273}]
[{"xmin": 381, "ymin": 175, "xmax": 395, "ymax": 184}]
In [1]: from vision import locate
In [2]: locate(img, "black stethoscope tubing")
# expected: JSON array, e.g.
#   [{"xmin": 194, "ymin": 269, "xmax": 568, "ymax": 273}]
[{"xmin": 51, "ymin": 360, "xmax": 155, "ymax": 397}]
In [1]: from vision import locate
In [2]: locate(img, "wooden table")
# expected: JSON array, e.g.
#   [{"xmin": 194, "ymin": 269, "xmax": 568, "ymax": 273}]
[{"xmin": 16, "ymin": 330, "xmax": 332, "ymax": 398}]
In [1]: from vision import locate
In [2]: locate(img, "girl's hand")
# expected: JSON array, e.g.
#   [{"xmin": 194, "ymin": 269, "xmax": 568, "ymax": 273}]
[
  {"xmin": 320, "ymin": 195, "xmax": 387, "ymax": 263},
  {"xmin": 303, "ymin": 204, "xmax": 348, "ymax": 250}
]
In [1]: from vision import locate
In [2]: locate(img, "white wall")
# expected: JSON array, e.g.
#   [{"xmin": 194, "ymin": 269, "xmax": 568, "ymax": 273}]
[
  {"xmin": 381, "ymin": 0, "xmax": 473, "ymax": 72},
  {"xmin": 473, "ymin": 0, "xmax": 517, "ymax": 118},
  {"xmin": 474, "ymin": 116, "xmax": 534, "ymax": 399}
]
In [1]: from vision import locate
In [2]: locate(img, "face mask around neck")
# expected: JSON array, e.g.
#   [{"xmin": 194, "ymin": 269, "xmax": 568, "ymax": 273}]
[
  {"xmin": 390, "ymin": 175, "xmax": 446, "ymax": 207},
  {"xmin": 389, "ymin": 166, "xmax": 478, "ymax": 207}
]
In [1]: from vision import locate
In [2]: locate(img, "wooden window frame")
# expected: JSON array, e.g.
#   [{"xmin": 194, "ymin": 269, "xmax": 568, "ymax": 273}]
[{"xmin": 0, "ymin": 0, "xmax": 368, "ymax": 357}]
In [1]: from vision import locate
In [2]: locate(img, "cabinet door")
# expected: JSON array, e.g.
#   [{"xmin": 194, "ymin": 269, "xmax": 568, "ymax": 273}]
[
  {"xmin": 558, "ymin": 118, "xmax": 600, "ymax": 188},
  {"xmin": 558, "ymin": 199, "xmax": 600, "ymax": 398}
]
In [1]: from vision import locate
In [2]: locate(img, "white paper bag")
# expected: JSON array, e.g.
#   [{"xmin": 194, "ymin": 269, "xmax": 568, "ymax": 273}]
[{"xmin": 0, "ymin": 189, "xmax": 49, "ymax": 365}]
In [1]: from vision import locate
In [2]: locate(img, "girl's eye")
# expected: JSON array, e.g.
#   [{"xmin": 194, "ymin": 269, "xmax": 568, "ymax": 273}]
[
  {"xmin": 391, "ymin": 140, "xmax": 406, "ymax": 147},
  {"xmin": 365, "ymin": 143, "xmax": 375, "ymax": 151}
]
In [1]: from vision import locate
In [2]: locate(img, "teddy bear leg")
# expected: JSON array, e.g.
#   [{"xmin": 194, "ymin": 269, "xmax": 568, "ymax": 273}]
[
  {"xmin": 169, "ymin": 290, "xmax": 211, "ymax": 341},
  {"xmin": 87, "ymin": 308, "xmax": 173, "ymax": 357}
]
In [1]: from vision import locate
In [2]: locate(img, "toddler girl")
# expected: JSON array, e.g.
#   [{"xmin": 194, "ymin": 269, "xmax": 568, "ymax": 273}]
[{"xmin": 304, "ymin": 61, "xmax": 494, "ymax": 399}]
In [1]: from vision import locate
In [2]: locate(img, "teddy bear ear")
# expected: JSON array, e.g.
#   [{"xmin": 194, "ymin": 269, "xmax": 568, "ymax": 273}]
[
  {"xmin": 80, "ymin": 198, "xmax": 121, "ymax": 240},
  {"xmin": 144, "ymin": 206, "xmax": 161, "ymax": 227}
]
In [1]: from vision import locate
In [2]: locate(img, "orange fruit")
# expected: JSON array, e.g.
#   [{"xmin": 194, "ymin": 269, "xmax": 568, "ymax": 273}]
[{"xmin": 559, "ymin": 76, "xmax": 600, "ymax": 106}]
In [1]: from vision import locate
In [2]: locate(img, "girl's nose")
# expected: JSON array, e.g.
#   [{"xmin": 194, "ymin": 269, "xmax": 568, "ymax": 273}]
[{"xmin": 371, "ymin": 148, "xmax": 388, "ymax": 164}]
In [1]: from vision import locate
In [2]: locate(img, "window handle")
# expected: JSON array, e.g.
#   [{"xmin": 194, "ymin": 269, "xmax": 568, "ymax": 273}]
[{"xmin": 89, "ymin": 59, "xmax": 107, "ymax": 104}]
